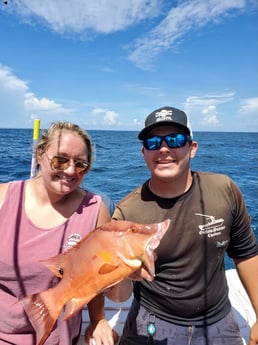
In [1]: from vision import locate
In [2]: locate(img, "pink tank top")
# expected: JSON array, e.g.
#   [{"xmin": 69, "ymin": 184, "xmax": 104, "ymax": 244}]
[{"xmin": 0, "ymin": 180, "xmax": 102, "ymax": 345}]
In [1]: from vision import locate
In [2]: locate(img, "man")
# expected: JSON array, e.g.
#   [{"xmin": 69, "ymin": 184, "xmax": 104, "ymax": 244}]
[{"xmin": 112, "ymin": 106, "xmax": 258, "ymax": 345}]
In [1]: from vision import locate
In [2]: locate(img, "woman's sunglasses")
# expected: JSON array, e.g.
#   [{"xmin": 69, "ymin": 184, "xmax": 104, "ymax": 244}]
[
  {"xmin": 143, "ymin": 133, "xmax": 192, "ymax": 151},
  {"xmin": 47, "ymin": 155, "xmax": 89, "ymax": 174}
]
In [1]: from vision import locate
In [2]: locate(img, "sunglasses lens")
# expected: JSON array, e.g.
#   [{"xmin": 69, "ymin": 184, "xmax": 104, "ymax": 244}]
[
  {"xmin": 74, "ymin": 161, "xmax": 89, "ymax": 173},
  {"xmin": 51, "ymin": 156, "xmax": 70, "ymax": 170},
  {"xmin": 50, "ymin": 156, "xmax": 89, "ymax": 173},
  {"xmin": 143, "ymin": 134, "xmax": 189, "ymax": 150},
  {"xmin": 143, "ymin": 137, "xmax": 162, "ymax": 150},
  {"xmin": 166, "ymin": 134, "xmax": 186, "ymax": 148}
]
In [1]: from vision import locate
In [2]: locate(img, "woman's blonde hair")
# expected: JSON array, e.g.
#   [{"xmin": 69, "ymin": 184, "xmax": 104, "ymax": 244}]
[{"xmin": 36, "ymin": 121, "xmax": 93, "ymax": 169}]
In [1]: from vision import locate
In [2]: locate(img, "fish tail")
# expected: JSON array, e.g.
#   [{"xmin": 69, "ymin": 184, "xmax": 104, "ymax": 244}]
[{"xmin": 22, "ymin": 290, "xmax": 62, "ymax": 345}]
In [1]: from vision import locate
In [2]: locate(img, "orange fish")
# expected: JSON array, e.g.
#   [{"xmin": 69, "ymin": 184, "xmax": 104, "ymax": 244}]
[{"xmin": 22, "ymin": 219, "xmax": 170, "ymax": 345}]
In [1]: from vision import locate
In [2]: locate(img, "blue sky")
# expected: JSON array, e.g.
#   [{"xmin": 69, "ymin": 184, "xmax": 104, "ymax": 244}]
[{"xmin": 0, "ymin": 0, "xmax": 257, "ymax": 132}]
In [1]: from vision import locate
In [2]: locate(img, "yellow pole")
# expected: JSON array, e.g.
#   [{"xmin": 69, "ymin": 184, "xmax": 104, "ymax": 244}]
[
  {"xmin": 32, "ymin": 118, "xmax": 40, "ymax": 140},
  {"xmin": 30, "ymin": 119, "xmax": 41, "ymax": 178}
]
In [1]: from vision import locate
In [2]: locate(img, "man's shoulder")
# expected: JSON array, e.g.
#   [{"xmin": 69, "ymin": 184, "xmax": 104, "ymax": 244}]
[
  {"xmin": 117, "ymin": 184, "xmax": 143, "ymax": 207},
  {"xmin": 193, "ymin": 172, "xmax": 238, "ymax": 198},
  {"xmin": 194, "ymin": 171, "xmax": 231, "ymax": 184},
  {"xmin": 113, "ymin": 183, "xmax": 151, "ymax": 221}
]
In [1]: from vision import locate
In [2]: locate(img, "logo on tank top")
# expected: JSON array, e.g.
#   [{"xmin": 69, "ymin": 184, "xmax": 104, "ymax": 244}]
[
  {"xmin": 63, "ymin": 233, "xmax": 82, "ymax": 250},
  {"xmin": 196, "ymin": 213, "xmax": 225, "ymax": 238}
]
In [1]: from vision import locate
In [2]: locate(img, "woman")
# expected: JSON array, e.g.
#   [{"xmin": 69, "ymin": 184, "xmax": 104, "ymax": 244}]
[{"xmin": 0, "ymin": 122, "xmax": 116, "ymax": 345}]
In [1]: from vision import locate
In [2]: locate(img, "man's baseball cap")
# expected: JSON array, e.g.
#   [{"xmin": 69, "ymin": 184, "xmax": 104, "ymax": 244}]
[{"xmin": 138, "ymin": 106, "xmax": 192, "ymax": 140}]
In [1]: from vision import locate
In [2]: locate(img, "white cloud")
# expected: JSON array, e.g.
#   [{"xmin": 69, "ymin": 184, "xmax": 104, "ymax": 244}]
[
  {"xmin": 238, "ymin": 97, "xmax": 258, "ymax": 114},
  {"xmin": 24, "ymin": 93, "xmax": 70, "ymax": 113},
  {"xmin": 7, "ymin": 0, "xmax": 160, "ymax": 35},
  {"xmin": 185, "ymin": 92, "xmax": 235, "ymax": 107},
  {"xmin": 125, "ymin": 83, "xmax": 166, "ymax": 98},
  {"xmin": 184, "ymin": 91, "xmax": 236, "ymax": 129},
  {"xmin": 236, "ymin": 97, "xmax": 258, "ymax": 130},
  {"xmin": 128, "ymin": 0, "xmax": 252, "ymax": 69},
  {"xmin": 4, "ymin": 0, "xmax": 254, "ymax": 69},
  {"xmin": 0, "ymin": 65, "xmax": 28, "ymax": 127},
  {"xmin": 100, "ymin": 67, "xmax": 115, "ymax": 73},
  {"xmin": 133, "ymin": 118, "xmax": 142, "ymax": 127},
  {"xmin": 91, "ymin": 107, "xmax": 120, "ymax": 126},
  {"xmin": 202, "ymin": 105, "xmax": 219, "ymax": 125},
  {"xmin": 0, "ymin": 65, "xmax": 28, "ymax": 91},
  {"xmin": 104, "ymin": 110, "xmax": 119, "ymax": 125},
  {"xmin": 183, "ymin": 93, "xmax": 258, "ymax": 131},
  {"xmin": 0, "ymin": 64, "xmax": 74, "ymax": 127}
]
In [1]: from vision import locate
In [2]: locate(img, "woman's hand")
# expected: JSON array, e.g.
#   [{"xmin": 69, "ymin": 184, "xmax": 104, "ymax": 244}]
[
  {"xmin": 249, "ymin": 319, "xmax": 258, "ymax": 345},
  {"xmin": 85, "ymin": 318, "xmax": 119, "ymax": 345}
]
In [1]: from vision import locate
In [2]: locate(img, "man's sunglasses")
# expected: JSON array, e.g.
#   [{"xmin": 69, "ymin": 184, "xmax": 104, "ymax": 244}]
[
  {"xmin": 143, "ymin": 133, "xmax": 192, "ymax": 151},
  {"xmin": 47, "ymin": 155, "xmax": 89, "ymax": 174}
]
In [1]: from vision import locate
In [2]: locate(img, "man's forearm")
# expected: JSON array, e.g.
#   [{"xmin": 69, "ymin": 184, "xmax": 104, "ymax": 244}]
[
  {"xmin": 105, "ymin": 279, "xmax": 133, "ymax": 302},
  {"xmin": 87, "ymin": 294, "xmax": 105, "ymax": 322},
  {"xmin": 235, "ymin": 255, "xmax": 258, "ymax": 319}
]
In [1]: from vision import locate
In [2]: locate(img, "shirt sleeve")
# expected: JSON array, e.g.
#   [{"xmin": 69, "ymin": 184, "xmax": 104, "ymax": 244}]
[
  {"xmin": 112, "ymin": 206, "xmax": 125, "ymax": 220},
  {"xmin": 226, "ymin": 178, "xmax": 257, "ymax": 259}
]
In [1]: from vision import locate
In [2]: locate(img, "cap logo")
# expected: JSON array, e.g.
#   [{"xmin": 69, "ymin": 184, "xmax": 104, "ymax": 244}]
[{"xmin": 155, "ymin": 109, "xmax": 173, "ymax": 122}]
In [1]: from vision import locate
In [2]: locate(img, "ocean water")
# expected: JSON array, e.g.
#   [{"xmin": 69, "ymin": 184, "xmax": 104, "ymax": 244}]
[{"xmin": 0, "ymin": 129, "xmax": 257, "ymax": 269}]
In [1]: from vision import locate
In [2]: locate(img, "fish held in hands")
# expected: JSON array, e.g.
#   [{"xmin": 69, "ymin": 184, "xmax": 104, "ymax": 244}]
[{"xmin": 22, "ymin": 219, "xmax": 170, "ymax": 345}]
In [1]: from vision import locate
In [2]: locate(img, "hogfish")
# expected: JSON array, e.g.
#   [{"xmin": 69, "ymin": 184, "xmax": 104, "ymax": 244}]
[{"xmin": 22, "ymin": 219, "xmax": 170, "ymax": 345}]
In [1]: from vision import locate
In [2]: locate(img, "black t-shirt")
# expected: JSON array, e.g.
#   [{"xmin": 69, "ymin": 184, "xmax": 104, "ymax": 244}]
[{"xmin": 112, "ymin": 171, "xmax": 257, "ymax": 326}]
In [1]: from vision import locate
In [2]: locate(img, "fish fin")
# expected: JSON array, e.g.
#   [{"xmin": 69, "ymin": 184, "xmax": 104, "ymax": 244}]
[
  {"xmin": 41, "ymin": 254, "xmax": 67, "ymax": 278},
  {"xmin": 98, "ymin": 263, "xmax": 119, "ymax": 274},
  {"xmin": 140, "ymin": 251, "xmax": 155, "ymax": 278},
  {"xmin": 64, "ymin": 297, "xmax": 90, "ymax": 320},
  {"xmin": 22, "ymin": 290, "xmax": 62, "ymax": 345},
  {"xmin": 117, "ymin": 253, "xmax": 142, "ymax": 268},
  {"xmin": 97, "ymin": 249, "xmax": 121, "ymax": 274},
  {"xmin": 122, "ymin": 258, "xmax": 142, "ymax": 268}
]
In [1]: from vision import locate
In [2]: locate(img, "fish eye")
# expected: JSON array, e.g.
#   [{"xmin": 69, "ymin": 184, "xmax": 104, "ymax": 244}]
[{"xmin": 59, "ymin": 268, "xmax": 64, "ymax": 276}]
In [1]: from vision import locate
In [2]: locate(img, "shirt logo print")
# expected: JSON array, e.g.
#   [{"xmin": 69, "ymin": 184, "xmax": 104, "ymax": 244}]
[
  {"xmin": 216, "ymin": 240, "xmax": 229, "ymax": 248},
  {"xmin": 196, "ymin": 213, "xmax": 225, "ymax": 238},
  {"xmin": 63, "ymin": 233, "xmax": 82, "ymax": 250}
]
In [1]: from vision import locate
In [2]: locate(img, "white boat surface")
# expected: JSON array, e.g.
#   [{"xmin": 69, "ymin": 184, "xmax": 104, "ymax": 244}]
[{"xmin": 78, "ymin": 269, "xmax": 255, "ymax": 345}]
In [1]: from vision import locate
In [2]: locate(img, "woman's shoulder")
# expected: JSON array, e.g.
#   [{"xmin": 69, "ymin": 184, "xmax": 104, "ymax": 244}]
[
  {"xmin": 0, "ymin": 182, "xmax": 10, "ymax": 209},
  {"xmin": 0, "ymin": 180, "xmax": 25, "ymax": 209}
]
